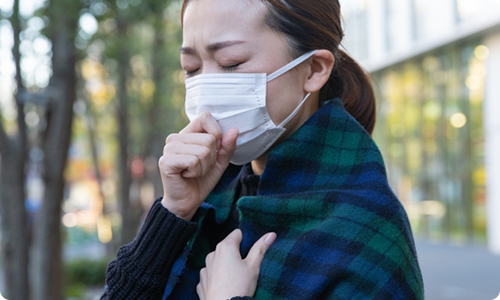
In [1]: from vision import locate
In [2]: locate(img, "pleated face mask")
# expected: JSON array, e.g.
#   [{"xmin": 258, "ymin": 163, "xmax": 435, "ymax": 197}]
[{"xmin": 184, "ymin": 50, "xmax": 318, "ymax": 166}]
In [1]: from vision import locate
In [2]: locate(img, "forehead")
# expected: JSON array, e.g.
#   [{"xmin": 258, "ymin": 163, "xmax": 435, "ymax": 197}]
[{"xmin": 182, "ymin": 0, "xmax": 268, "ymax": 46}]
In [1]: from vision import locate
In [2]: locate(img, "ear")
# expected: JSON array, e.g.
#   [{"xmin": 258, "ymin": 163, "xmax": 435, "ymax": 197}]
[{"xmin": 303, "ymin": 50, "xmax": 335, "ymax": 93}]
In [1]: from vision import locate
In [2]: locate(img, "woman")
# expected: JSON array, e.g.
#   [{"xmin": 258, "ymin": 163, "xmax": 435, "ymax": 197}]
[{"xmin": 101, "ymin": 0, "xmax": 424, "ymax": 299}]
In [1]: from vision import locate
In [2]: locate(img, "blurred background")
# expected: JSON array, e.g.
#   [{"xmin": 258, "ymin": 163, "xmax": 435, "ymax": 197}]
[
  {"xmin": 342, "ymin": 0, "xmax": 500, "ymax": 299},
  {"xmin": 0, "ymin": 0, "xmax": 499, "ymax": 299}
]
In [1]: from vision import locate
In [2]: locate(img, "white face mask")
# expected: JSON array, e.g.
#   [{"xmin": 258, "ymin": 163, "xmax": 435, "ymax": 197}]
[{"xmin": 185, "ymin": 50, "xmax": 318, "ymax": 166}]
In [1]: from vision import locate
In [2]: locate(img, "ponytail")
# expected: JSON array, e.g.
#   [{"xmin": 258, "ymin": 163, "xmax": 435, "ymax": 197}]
[{"xmin": 320, "ymin": 50, "xmax": 376, "ymax": 134}]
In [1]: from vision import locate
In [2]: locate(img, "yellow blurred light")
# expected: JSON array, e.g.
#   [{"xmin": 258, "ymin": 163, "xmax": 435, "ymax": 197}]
[
  {"xmin": 130, "ymin": 55, "xmax": 147, "ymax": 77},
  {"xmin": 465, "ymin": 75, "xmax": 481, "ymax": 90},
  {"xmin": 62, "ymin": 213, "xmax": 77, "ymax": 228},
  {"xmin": 174, "ymin": 70, "xmax": 185, "ymax": 84},
  {"xmin": 391, "ymin": 124, "xmax": 405, "ymax": 137},
  {"xmin": 109, "ymin": 212, "xmax": 123, "ymax": 227},
  {"xmin": 424, "ymin": 101, "xmax": 442, "ymax": 120},
  {"xmin": 474, "ymin": 45, "xmax": 490, "ymax": 60},
  {"xmin": 422, "ymin": 56, "xmax": 439, "ymax": 71},
  {"xmin": 450, "ymin": 113, "xmax": 467, "ymax": 128},
  {"xmin": 141, "ymin": 79, "xmax": 156, "ymax": 101},
  {"xmin": 469, "ymin": 93, "xmax": 483, "ymax": 106},
  {"xmin": 76, "ymin": 210, "xmax": 98, "ymax": 232},
  {"xmin": 420, "ymin": 200, "xmax": 446, "ymax": 218},
  {"xmin": 390, "ymin": 143, "xmax": 404, "ymax": 158},
  {"xmin": 473, "ymin": 168, "xmax": 486, "ymax": 186},
  {"xmin": 98, "ymin": 215, "xmax": 113, "ymax": 244}
]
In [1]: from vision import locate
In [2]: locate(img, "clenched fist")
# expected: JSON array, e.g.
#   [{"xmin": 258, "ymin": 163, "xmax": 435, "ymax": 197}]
[{"xmin": 158, "ymin": 111, "xmax": 239, "ymax": 220}]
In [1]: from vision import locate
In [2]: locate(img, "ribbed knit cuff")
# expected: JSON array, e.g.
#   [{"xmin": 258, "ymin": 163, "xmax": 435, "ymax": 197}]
[
  {"xmin": 103, "ymin": 197, "xmax": 201, "ymax": 299},
  {"xmin": 123, "ymin": 197, "xmax": 198, "ymax": 277}
]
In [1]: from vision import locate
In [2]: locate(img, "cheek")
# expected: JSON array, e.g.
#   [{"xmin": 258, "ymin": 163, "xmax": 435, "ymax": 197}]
[{"xmin": 265, "ymin": 72, "xmax": 304, "ymax": 125}]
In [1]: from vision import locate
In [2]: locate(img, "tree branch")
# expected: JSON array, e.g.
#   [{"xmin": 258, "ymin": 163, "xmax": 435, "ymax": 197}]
[
  {"xmin": 11, "ymin": 0, "xmax": 27, "ymax": 161},
  {"xmin": 0, "ymin": 113, "xmax": 11, "ymax": 156}
]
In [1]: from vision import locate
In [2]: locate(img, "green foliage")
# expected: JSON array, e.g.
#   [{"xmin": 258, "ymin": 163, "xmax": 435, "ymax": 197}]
[
  {"xmin": 64, "ymin": 258, "xmax": 110, "ymax": 287},
  {"xmin": 65, "ymin": 282, "xmax": 85, "ymax": 299}
]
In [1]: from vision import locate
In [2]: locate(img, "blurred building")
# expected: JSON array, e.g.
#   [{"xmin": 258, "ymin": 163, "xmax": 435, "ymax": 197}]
[{"xmin": 341, "ymin": 0, "xmax": 500, "ymax": 253}]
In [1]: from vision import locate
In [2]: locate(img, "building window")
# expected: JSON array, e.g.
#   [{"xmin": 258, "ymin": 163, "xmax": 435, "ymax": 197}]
[
  {"xmin": 341, "ymin": 0, "xmax": 369, "ymax": 60},
  {"xmin": 373, "ymin": 41, "xmax": 488, "ymax": 243}
]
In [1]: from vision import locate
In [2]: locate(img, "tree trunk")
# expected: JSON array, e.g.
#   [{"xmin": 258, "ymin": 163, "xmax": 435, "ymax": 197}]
[
  {"xmin": 0, "ymin": 0, "xmax": 30, "ymax": 298},
  {"xmin": 116, "ymin": 20, "xmax": 134, "ymax": 247},
  {"xmin": 84, "ymin": 97, "xmax": 114, "ymax": 255},
  {"xmin": 30, "ymin": 5, "xmax": 78, "ymax": 299},
  {"xmin": 0, "ymin": 147, "xmax": 29, "ymax": 300},
  {"xmin": 143, "ymin": 8, "xmax": 169, "ymax": 202}
]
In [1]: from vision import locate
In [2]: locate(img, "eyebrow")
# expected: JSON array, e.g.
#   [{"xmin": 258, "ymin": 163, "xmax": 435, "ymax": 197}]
[{"xmin": 180, "ymin": 40, "xmax": 246, "ymax": 55}]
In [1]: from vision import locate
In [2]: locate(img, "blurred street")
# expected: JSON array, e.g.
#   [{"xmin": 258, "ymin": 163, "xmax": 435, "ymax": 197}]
[{"xmin": 416, "ymin": 240, "xmax": 500, "ymax": 300}]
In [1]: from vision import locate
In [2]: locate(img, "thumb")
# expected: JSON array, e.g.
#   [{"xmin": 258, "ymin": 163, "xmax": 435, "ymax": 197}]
[
  {"xmin": 245, "ymin": 232, "xmax": 277, "ymax": 266},
  {"xmin": 216, "ymin": 127, "xmax": 239, "ymax": 166}
]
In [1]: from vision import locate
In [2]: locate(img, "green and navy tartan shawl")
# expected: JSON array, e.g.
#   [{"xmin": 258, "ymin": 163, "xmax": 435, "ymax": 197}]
[{"xmin": 163, "ymin": 98, "xmax": 424, "ymax": 300}]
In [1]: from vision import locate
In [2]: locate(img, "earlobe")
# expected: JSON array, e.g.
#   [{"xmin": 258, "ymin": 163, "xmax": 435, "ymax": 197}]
[{"xmin": 304, "ymin": 50, "xmax": 335, "ymax": 93}]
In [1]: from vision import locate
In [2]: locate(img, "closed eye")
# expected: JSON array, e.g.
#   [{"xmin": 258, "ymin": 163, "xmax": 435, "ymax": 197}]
[
  {"xmin": 220, "ymin": 63, "xmax": 241, "ymax": 72},
  {"xmin": 185, "ymin": 68, "xmax": 200, "ymax": 76}
]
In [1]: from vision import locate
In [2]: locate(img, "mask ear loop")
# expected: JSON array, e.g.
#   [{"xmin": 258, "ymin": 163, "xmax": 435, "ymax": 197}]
[
  {"xmin": 278, "ymin": 93, "xmax": 312, "ymax": 128},
  {"xmin": 266, "ymin": 50, "xmax": 317, "ymax": 129},
  {"xmin": 266, "ymin": 50, "xmax": 318, "ymax": 82}
]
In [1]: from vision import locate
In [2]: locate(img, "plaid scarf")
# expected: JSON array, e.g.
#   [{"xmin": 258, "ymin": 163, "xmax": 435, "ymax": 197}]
[{"xmin": 163, "ymin": 98, "xmax": 424, "ymax": 300}]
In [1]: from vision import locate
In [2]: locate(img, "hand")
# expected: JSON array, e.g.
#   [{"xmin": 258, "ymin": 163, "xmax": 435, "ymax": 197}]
[
  {"xmin": 158, "ymin": 111, "xmax": 239, "ymax": 220},
  {"xmin": 197, "ymin": 229, "xmax": 277, "ymax": 300}
]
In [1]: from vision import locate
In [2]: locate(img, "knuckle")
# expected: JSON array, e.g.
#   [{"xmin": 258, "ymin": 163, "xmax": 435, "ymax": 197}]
[
  {"xmin": 189, "ymin": 155, "xmax": 200, "ymax": 167},
  {"xmin": 158, "ymin": 156, "xmax": 165, "ymax": 168},
  {"xmin": 163, "ymin": 143, "xmax": 175, "ymax": 155},
  {"xmin": 165, "ymin": 133, "xmax": 177, "ymax": 144},
  {"xmin": 164, "ymin": 143, "xmax": 174, "ymax": 153},
  {"xmin": 215, "ymin": 242, "xmax": 225, "ymax": 252},
  {"xmin": 201, "ymin": 147, "xmax": 211, "ymax": 160},
  {"xmin": 207, "ymin": 134, "xmax": 217, "ymax": 147}
]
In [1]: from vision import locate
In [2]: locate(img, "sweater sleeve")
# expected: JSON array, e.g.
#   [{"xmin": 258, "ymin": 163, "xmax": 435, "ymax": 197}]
[{"xmin": 100, "ymin": 197, "xmax": 198, "ymax": 300}]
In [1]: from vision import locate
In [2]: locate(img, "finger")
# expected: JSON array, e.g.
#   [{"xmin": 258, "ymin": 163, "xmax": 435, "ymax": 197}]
[
  {"xmin": 205, "ymin": 251, "xmax": 214, "ymax": 267},
  {"xmin": 165, "ymin": 143, "xmax": 214, "ymax": 175},
  {"xmin": 165, "ymin": 133, "xmax": 217, "ymax": 168},
  {"xmin": 196, "ymin": 282, "xmax": 204, "ymax": 300},
  {"xmin": 245, "ymin": 232, "xmax": 277, "ymax": 266},
  {"xmin": 165, "ymin": 133, "xmax": 217, "ymax": 154},
  {"xmin": 216, "ymin": 127, "xmax": 239, "ymax": 166},
  {"xmin": 160, "ymin": 154, "xmax": 202, "ymax": 178},
  {"xmin": 197, "ymin": 268, "xmax": 206, "ymax": 300},
  {"xmin": 220, "ymin": 228, "xmax": 243, "ymax": 247},
  {"xmin": 180, "ymin": 111, "xmax": 223, "ymax": 143}
]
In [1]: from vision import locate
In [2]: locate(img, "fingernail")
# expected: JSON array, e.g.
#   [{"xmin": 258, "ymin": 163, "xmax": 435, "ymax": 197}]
[{"xmin": 264, "ymin": 232, "xmax": 277, "ymax": 246}]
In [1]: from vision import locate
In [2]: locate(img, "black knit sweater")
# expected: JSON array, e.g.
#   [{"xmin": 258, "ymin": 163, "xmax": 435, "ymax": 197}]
[{"xmin": 101, "ymin": 163, "xmax": 259, "ymax": 300}]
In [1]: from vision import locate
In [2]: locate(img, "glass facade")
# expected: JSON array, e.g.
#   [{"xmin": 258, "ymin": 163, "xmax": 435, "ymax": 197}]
[
  {"xmin": 341, "ymin": 0, "xmax": 369, "ymax": 60},
  {"xmin": 372, "ymin": 41, "xmax": 488, "ymax": 243}
]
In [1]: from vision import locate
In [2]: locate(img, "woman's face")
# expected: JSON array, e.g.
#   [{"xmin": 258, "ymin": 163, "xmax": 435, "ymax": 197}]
[{"xmin": 181, "ymin": 0, "xmax": 317, "ymax": 139}]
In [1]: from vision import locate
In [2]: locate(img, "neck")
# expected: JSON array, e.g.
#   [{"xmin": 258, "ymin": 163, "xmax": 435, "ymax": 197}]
[
  {"xmin": 250, "ymin": 92, "xmax": 320, "ymax": 176},
  {"xmin": 251, "ymin": 154, "xmax": 268, "ymax": 176}
]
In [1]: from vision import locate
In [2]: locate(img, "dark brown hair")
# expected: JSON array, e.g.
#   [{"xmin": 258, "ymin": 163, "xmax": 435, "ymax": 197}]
[{"xmin": 181, "ymin": 0, "xmax": 376, "ymax": 134}]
